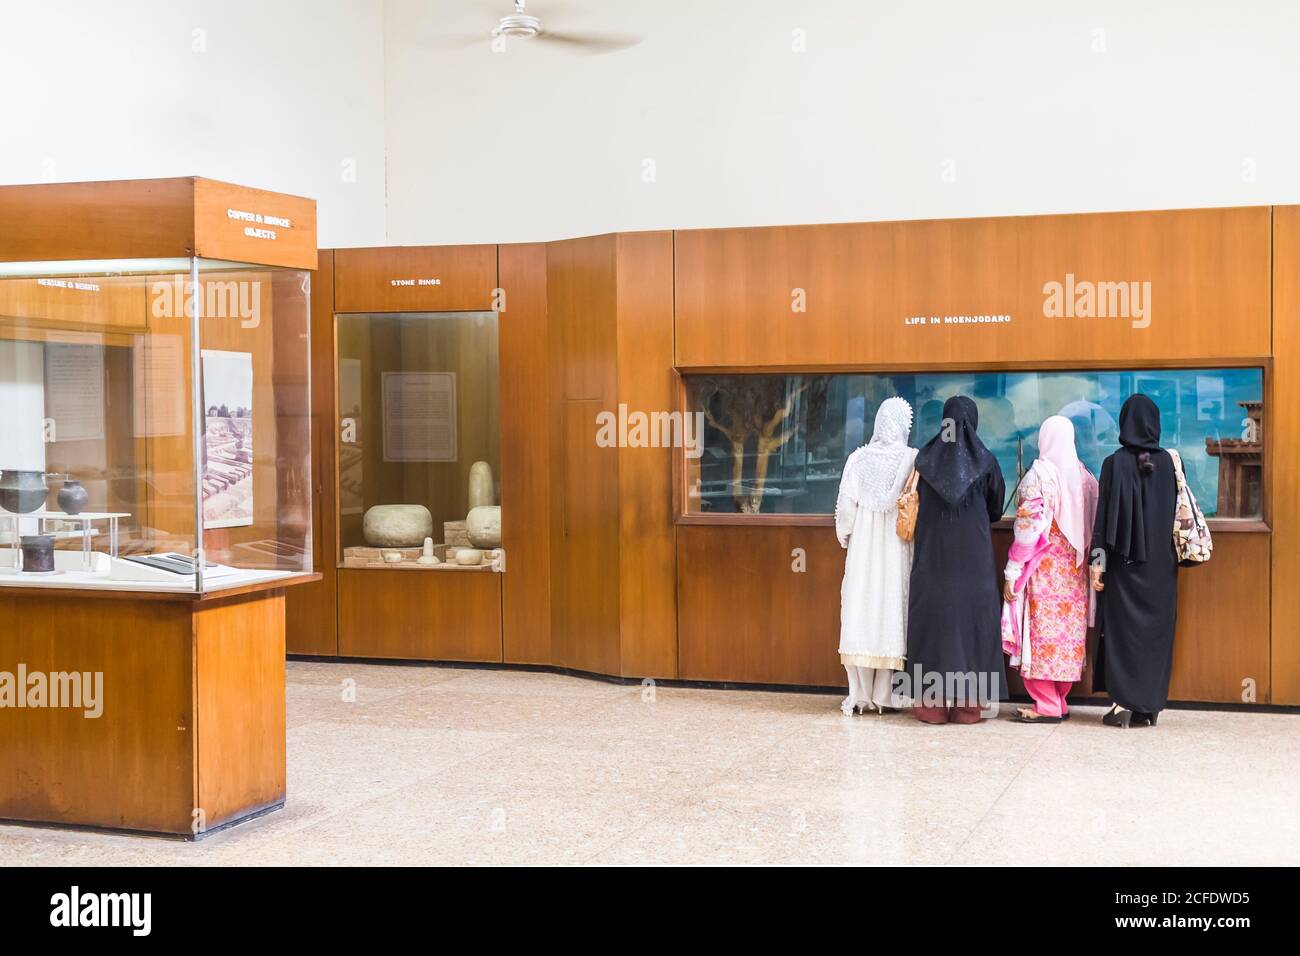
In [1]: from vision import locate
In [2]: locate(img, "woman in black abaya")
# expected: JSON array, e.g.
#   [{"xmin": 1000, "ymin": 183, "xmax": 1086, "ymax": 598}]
[
  {"xmin": 1091, "ymin": 393, "xmax": 1179, "ymax": 728},
  {"xmin": 906, "ymin": 395, "xmax": 1007, "ymax": 724}
]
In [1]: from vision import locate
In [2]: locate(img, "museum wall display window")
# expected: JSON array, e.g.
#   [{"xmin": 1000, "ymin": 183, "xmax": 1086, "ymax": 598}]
[
  {"xmin": 0, "ymin": 257, "xmax": 313, "ymax": 591},
  {"xmin": 335, "ymin": 310, "xmax": 502, "ymax": 570},
  {"xmin": 684, "ymin": 368, "xmax": 1264, "ymax": 521}
]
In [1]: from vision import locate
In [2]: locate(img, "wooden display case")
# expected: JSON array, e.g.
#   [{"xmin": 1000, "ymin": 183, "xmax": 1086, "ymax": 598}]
[
  {"xmin": 288, "ymin": 244, "xmax": 551, "ymax": 665},
  {"xmin": 0, "ymin": 178, "xmax": 319, "ymax": 836}
]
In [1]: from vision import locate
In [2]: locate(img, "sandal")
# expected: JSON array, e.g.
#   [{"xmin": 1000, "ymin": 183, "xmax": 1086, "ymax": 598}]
[
  {"xmin": 1102, "ymin": 704, "xmax": 1133, "ymax": 728},
  {"xmin": 1014, "ymin": 707, "xmax": 1063, "ymax": 724}
]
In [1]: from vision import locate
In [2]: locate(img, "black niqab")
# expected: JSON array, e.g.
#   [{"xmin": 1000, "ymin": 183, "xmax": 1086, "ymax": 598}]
[
  {"xmin": 1119, "ymin": 392, "xmax": 1162, "ymax": 451},
  {"xmin": 913, "ymin": 395, "xmax": 998, "ymax": 506},
  {"xmin": 1097, "ymin": 393, "xmax": 1163, "ymax": 563}
]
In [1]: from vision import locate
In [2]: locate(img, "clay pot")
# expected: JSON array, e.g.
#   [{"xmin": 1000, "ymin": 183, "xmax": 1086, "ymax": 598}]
[
  {"xmin": 0, "ymin": 470, "xmax": 48, "ymax": 514},
  {"xmin": 57, "ymin": 479, "xmax": 89, "ymax": 516},
  {"xmin": 20, "ymin": 535, "xmax": 55, "ymax": 573}
]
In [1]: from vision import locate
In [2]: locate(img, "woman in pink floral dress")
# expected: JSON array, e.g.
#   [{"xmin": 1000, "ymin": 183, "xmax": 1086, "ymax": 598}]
[{"xmin": 1001, "ymin": 416, "xmax": 1099, "ymax": 723}]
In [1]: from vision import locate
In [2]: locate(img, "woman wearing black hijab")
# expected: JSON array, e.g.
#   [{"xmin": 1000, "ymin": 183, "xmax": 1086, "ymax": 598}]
[
  {"xmin": 1091, "ymin": 393, "xmax": 1179, "ymax": 728},
  {"xmin": 906, "ymin": 395, "xmax": 1007, "ymax": 724}
]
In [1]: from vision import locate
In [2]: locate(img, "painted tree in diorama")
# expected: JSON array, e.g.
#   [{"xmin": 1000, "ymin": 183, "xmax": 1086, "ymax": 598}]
[{"xmin": 696, "ymin": 376, "xmax": 829, "ymax": 513}]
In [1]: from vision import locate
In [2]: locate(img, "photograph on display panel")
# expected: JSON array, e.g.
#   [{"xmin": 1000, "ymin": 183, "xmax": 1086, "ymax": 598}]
[{"xmin": 201, "ymin": 349, "xmax": 254, "ymax": 530}]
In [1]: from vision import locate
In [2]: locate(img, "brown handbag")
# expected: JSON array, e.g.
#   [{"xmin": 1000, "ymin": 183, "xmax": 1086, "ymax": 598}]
[{"xmin": 896, "ymin": 469, "xmax": 921, "ymax": 541}]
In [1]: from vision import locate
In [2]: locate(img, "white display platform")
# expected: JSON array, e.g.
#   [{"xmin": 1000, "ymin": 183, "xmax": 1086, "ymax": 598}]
[{"xmin": 0, "ymin": 549, "xmax": 299, "ymax": 593}]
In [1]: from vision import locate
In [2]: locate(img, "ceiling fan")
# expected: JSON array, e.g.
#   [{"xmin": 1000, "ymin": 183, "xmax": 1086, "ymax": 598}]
[{"xmin": 454, "ymin": 0, "xmax": 643, "ymax": 55}]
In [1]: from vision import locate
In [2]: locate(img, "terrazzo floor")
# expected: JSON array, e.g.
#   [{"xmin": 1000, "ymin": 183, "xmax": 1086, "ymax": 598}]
[{"xmin": 4, "ymin": 661, "xmax": 1298, "ymax": 866}]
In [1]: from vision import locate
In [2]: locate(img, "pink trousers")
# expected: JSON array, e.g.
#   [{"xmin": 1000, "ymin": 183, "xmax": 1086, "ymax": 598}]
[{"xmin": 1023, "ymin": 678, "xmax": 1073, "ymax": 717}]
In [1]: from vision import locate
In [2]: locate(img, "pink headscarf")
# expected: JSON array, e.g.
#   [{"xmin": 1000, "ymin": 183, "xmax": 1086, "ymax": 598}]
[{"xmin": 1031, "ymin": 415, "xmax": 1098, "ymax": 566}]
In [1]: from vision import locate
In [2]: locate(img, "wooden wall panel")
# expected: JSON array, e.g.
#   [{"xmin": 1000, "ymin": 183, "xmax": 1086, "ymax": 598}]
[
  {"xmin": 1016, "ymin": 208, "xmax": 1270, "ymax": 361},
  {"xmin": 548, "ymin": 236, "xmax": 619, "ymax": 402},
  {"xmin": 287, "ymin": 250, "xmax": 339, "ymax": 655},
  {"xmin": 552, "ymin": 399, "xmax": 621, "ymax": 675},
  {"xmin": 547, "ymin": 236, "xmax": 622, "ymax": 674},
  {"xmin": 675, "ymin": 208, "xmax": 1271, "ymax": 368},
  {"xmin": 677, "ymin": 525, "xmax": 844, "ymax": 686},
  {"xmin": 1272, "ymin": 205, "xmax": 1300, "ymax": 704},
  {"xmin": 334, "ymin": 244, "xmax": 498, "ymax": 313},
  {"xmin": 679, "ymin": 524, "xmax": 1268, "ymax": 701},
  {"xmin": 615, "ymin": 232, "xmax": 677, "ymax": 679},
  {"xmin": 289, "ymin": 209, "xmax": 1281, "ymax": 704},
  {"xmin": 1168, "ymin": 532, "xmax": 1271, "ymax": 703},
  {"xmin": 194, "ymin": 591, "xmax": 287, "ymax": 829},
  {"xmin": 499, "ymin": 243, "xmax": 552, "ymax": 664},
  {"xmin": 337, "ymin": 569, "xmax": 502, "ymax": 662}
]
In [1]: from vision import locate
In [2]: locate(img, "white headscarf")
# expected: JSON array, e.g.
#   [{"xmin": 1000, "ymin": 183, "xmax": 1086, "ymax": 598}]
[{"xmin": 851, "ymin": 397, "xmax": 917, "ymax": 511}]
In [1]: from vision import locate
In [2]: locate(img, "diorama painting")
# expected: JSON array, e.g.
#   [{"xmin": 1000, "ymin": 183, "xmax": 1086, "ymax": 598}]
[
  {"xmin": 201, "ymin": 349, "xmax": 254, "ymax": 530},
  {"xmin": 689, "ymin": 367, "xmax": 1263, "ymax": 519}
]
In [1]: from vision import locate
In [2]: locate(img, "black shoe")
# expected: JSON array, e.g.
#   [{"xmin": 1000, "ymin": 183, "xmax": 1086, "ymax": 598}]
[
  {"xmin": 1102, "ymin": 705, "xmax": 1133, "ymax": 728},
  {"xmin": 1133, "ymin": 710, "xmax": 1160, "ymax": 727}
]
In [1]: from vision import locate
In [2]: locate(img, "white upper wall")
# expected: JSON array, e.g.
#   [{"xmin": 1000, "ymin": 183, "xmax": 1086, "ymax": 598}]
[
  {"xmin": 4, "ymin": 1, "xmax": 1298, "ymax": 249},
  {"xmin": 383, "ymin": 0, "xmax": 1300, "ymax": 245},
  {"xmin": 0, "ymin": 0, "xmax": 387, "ymax": 248}
]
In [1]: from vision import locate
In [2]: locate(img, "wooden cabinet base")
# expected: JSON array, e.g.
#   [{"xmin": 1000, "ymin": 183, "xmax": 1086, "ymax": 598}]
[
  {"xmin": 0, "ymin": 589, "xmax": 288, "ymax": 838},
  {"xmin": 337, "ymin": 568, "xmax": 503, "ymax": 661}
]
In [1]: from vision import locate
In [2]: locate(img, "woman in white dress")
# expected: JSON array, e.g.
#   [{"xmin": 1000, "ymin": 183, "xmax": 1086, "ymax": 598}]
[{"xmin": 834, "ymin": 397, "xmax": 917, "ymax": 715}]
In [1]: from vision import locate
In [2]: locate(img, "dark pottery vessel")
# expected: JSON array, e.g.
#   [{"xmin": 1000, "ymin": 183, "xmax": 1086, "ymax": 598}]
[
  {"xmin": 57, "ymin": 479, "xmax": 89, "ymax": 516},
  {"xmin": 0, "ymin": 470, "xmax": 48, "ymax": 514},
  {"xmin": 20, "ymin": 535, "xmax": 55, "ymax": 573}
]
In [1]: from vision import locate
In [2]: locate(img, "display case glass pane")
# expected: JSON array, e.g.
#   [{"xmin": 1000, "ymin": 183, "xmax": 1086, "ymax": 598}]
[
  {"xmin": 685, "ymin": 368, "xmax": 1264, "ymax": 519},
  {"xmin": 0, "ymin": 258, "xmax": 313, "ymax": 592},
  {"xmin": 196, "ymin": 259, "xmax": 314, "ymax": 584},
  {"xmin": 336, "ymin": 311, "xmax": 501, "ymax": 569}
]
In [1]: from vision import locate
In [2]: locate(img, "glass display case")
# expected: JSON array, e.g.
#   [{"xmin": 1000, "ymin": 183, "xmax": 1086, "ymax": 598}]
[
  {"xmin": 685, "ymin": 367, "xmax": 1265, "ymax": 520},
  {"xmin": 0, "ymin": 257, "xmax": 313, "ymax": 592},
  {"xmin": 336, "ymin": 310, "xmax": 502, "ymax": 571}
]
